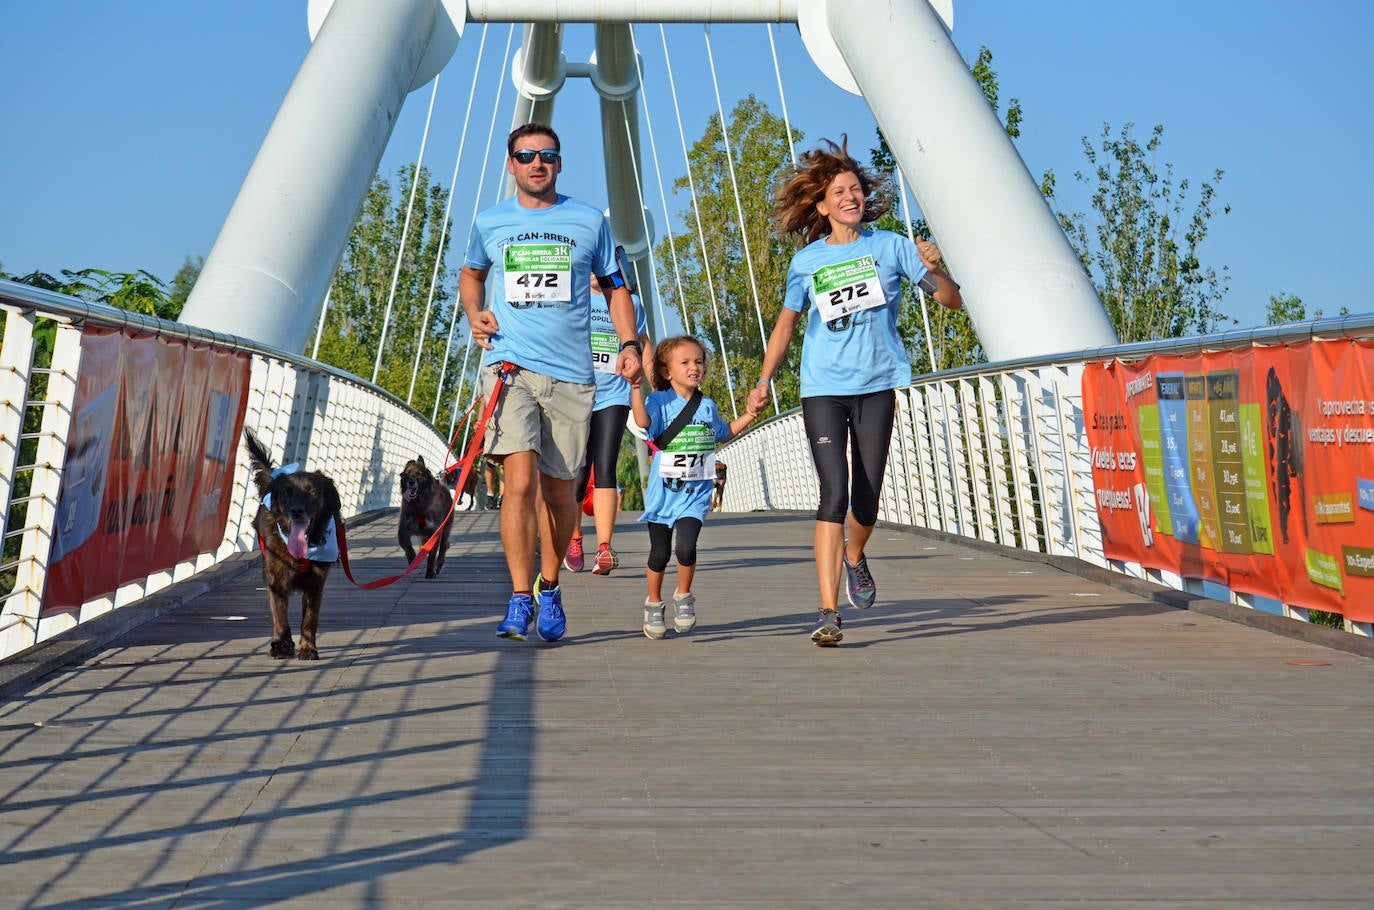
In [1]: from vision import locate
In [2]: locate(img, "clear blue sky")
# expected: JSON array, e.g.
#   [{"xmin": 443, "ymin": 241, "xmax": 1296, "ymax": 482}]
[{"xmin": 2, "ymin": 1, "xmax": 1370, "ymax": 333}]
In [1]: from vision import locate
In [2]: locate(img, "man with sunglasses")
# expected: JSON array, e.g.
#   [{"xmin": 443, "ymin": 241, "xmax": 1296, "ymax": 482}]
[{"xmin": 461, "ymin": 122, "xmax": 643, "ymax": 644}]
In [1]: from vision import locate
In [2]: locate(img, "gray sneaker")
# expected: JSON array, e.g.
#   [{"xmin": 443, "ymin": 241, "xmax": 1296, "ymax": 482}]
[
  {"xmin": 672, "ymin": 591, "xmax": 697, "ymax": 633},
  {"xmin": 811, "ymin": 609, "xmax": 843, "ymax": 646},
  {"xmin": 844, "ymin": 550, "xmax": 876, "ymax": 609},
  {"xmin": 643, "ymin": 601, "xmax": 667, "ymax": 639}
]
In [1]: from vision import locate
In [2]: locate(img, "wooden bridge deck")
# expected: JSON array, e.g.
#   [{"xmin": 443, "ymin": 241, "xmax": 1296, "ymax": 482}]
[{"xmin": 3, "ymin": 510, "xmax": 1373, "ymax": 908}]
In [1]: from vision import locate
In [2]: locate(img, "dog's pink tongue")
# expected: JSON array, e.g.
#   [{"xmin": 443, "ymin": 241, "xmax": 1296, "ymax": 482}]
[{"xmin": 287, "ymin": 521, "xmax": 310, "ymax": 559}]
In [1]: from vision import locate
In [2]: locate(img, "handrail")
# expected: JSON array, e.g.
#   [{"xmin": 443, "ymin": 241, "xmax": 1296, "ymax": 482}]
[
  {"xmin": 719, "ymin": 310, "xmax": 1374, "ymax": 640},
  {"xmin": 0, "ymin": 278, "xmax": 422, "ymax": 418},
  {"xmin": 0, "ymin": 280, "xmax": 453, "ymax": 660},
  {"xmin": 922, "ymin": 312, "xmax": 1374, "ymax": 384}
]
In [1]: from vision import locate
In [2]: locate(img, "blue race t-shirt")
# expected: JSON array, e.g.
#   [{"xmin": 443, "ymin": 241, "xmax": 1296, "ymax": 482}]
[
  {"xmin": 465, "ymin": 195, "xmax": 619, "ymax": 384},
  {"xmin": 782, "ymin": 229, "xmax": 928, "ymax": 398},
  {"xmin": 590, "ymin": 291, "xmax": 648, "ymax": 410},
  {"xmin": 639, "ymin": 389, "xmax": 732, "ymax": 525}
]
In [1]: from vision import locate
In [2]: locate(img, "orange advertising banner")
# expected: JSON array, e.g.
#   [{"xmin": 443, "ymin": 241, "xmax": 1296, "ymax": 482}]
[
  {"xmin": 43, "ymin": 328, "xmax": 251, "ymax": 614},
  {"xmin": 1083, "ymin": 339, "xmax": 1374, "ymax": 621}
]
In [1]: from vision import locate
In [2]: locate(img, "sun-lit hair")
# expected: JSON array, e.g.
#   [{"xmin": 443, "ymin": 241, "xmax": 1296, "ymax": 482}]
[
  {"xmin": 772, "ymin": 136, "xmax": 892, "ymax": 244},
  {"xmin": 507, "ymin": 122, "xmax": 561, "ymax": 156},
  {"xmin": 649, "ymin": 335, "xmax": 708, "ymax": 392}
]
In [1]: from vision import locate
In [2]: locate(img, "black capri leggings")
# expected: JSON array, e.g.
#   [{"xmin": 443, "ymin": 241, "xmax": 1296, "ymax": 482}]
[
  {"xmin": 576, "ymin": 404, "xmax": 630, "ymax": 493},
  {"xmin": 647, "ymin": 518, "xmax": 703, "ymax": 572},
  {"xmin": 801, "ymin": 389, "xmax": 897, "ymax": 526}
]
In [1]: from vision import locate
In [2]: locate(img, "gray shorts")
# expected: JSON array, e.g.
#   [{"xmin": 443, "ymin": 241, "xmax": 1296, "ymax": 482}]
[{"xmin": 482, "ymin": 366, "xmax": 595, "ymax": 480}]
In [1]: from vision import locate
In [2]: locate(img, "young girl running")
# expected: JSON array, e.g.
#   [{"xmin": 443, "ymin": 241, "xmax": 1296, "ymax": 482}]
[{"xmin": 632, "ymin": 336, "xmax": 762, "ymax": 639}]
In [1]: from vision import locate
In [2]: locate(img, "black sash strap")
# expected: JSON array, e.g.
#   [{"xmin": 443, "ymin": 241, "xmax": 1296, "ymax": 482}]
[{"xmin": 652, "ymin": 389, "xmax": 703, "ymax": 452}]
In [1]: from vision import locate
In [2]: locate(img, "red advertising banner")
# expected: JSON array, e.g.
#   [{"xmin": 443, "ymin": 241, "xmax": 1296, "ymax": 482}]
[
  {"xmin": 43, "ymin": 328, "xmax": 251, "ymax": 614},
  {"xmin": 1083, "ymin": 339, "xmax": 1374, "ymax": 621}
]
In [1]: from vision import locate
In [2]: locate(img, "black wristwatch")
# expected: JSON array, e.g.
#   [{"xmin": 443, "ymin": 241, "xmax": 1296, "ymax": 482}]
[{"xmin": 620, "ymin": 339, "xmax": 643, "ymax": 355}]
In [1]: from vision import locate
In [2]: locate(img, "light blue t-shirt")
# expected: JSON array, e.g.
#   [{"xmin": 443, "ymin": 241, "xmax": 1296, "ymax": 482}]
[
  {"xmin": 639, "ymin": 389, "xmax": 732, "ymax": 526},
  {"xmin": 782, "ymin": 229, "xmax": 928, "ymax": 398},
  {"xmin": 590, "ymin": 291, "xmax": 648, "ymax": 410},
  {"xmin": 465, "ymin": 195, "xmax": 619, "ymax": 384}
]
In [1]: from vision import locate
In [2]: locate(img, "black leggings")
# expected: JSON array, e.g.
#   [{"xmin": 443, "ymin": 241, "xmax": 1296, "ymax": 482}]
[
  {"xmin": 801, "ymin": 390, "xmax": 897, "ymax": 525},
  {"xmin": 576, "ymin": 404, "xmax": 630, "ymax": 492},
  {"xmin": 647, "ymin": 518, "xmax": 703, "ymax": 572}
]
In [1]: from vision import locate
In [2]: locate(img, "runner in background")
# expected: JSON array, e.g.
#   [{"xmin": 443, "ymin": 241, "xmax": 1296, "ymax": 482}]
[{"xmin": 565, "ymin": 248, "xmax": 652, "ymax": 576}]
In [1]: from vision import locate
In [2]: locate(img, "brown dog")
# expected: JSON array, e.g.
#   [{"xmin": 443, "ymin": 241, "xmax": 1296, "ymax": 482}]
[
  {"xmin": 244, "ymin": 428, "xmax": 342, "ymax": 660},
  {"xmin": 398, "ymin": 456, "xmax": 453, "ymax": 578}
]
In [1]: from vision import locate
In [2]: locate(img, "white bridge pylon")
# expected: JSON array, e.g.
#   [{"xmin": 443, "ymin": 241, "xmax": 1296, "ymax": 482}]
[{"xmin": 180, "ymin": 0, "xmax": 1117, "ymax": 364}]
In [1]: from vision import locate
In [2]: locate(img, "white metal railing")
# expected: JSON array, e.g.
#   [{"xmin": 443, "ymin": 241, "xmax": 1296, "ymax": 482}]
[
  {"xmin": 718, "ymin": 312, "xmax": 1374, "ymax": 640},
  {"xmin": 5, "ymin": 274, "xmax": 1371, "ymax": 661},
  {"xmin": 0, "ymin": 280, "xmax": 450, "ymax": 661}
]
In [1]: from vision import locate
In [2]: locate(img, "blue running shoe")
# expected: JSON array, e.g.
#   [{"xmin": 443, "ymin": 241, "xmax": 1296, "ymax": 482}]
[
  {"xmin": 811, "ymin": 609, "xmax": 843, "ymax": 646},
  {"xmin": 535, "ymin": 575, "xmax": 567, "ymax": 642},
  {"xmin": 844, "ymin": 550, "xmax": 876, "ymax": 609},
  {"xmin": 496, "ymin": 593, "xmax": 534, "ymax": 640}
]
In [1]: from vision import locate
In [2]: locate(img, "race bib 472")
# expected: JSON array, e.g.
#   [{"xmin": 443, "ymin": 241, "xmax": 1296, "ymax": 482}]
[{"xmin": 504, "ymin": 243, "xmax": 573, "ymax": 303}]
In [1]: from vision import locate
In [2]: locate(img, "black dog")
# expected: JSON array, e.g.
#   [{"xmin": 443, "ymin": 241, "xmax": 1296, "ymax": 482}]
[
  {"xmin": 1264, "ymin": 367, "xmax": 1305, "ymax": 544},
  {"xmin": 398, "ymin": 456, "xmax": 453, "ymax": 578},
  {"xmin": 244, "ymin": 428, "xmax": 342, "ymax": 660},
  {"xmin": 711, "ymin": 460, "xmax": 728, "ymax": 511}
]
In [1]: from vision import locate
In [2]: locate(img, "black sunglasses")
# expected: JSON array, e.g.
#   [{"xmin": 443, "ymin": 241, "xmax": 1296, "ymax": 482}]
[{"xmin": 511, "ymin": 148, "xmax": 561, "ymax": 164}]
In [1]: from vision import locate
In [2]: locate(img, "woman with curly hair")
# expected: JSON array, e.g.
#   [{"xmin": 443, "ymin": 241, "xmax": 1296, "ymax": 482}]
[{"xmin": 748, "ymin": 137, "xmax": 963, "ymax": 645}]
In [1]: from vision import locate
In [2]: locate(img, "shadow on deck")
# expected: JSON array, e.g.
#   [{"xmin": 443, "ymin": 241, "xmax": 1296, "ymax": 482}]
[{"xmin": 2, "ymin": 510, "xmax": 1372, "ymax": 907}]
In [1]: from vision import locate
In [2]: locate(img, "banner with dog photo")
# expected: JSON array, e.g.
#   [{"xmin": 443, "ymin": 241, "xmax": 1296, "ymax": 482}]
[
  {"xmin": 1083, "ymin": 339, "xmax": 1374, "ymax": 621},
  {"xmin": 43, "ymin": 328, "xmax": 251, "ymax": 614}
]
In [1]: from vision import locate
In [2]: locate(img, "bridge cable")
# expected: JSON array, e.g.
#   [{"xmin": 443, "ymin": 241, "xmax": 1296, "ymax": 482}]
[
  {"xmin": 703, "ymin": 25, "xmax": 778, "ymax": 414},
  {"xmin": 448, "ymin": 23, "xmax": 517, "ymax": 441},
  {"xmin": 373, "ymin": 74, "xmax": 441, "ymax": 385},
  {"xmin": 895, "ymin": 165, "xmax": 939, "ymax": 372},
  {"xmin": 413, "ymin": 23, "xmax": 490, "ymax": 408},
  {"xmin": 660, "ymin": 24, "xmax": 737, "ymax": 416},
  {"xmin": 767, "ymin": 25, "xmax": 798, "ymax": 168},
  {"xmin": 310, "ymin": 283, "xmax": 333, "ymax": 360},
  {"xmin": 615, "ymin": 95, "xmax": 671, "ymax": 338},
  {"xmin": 629, "ymin": 24, "xmax": 692, "ymax": 335},
  {"xmin": 432, "ymin": 24, "xmax": 493, "ymax": 422}
]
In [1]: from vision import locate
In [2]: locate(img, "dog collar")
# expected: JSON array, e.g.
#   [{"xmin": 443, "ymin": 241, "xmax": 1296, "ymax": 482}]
[
  {"xmin": 273, "ymin": 519, "xmax": 338, "ymax": 563},
  {"xmin": 269, "ymin": 513, "xmax": 339, "ymax": 563}
]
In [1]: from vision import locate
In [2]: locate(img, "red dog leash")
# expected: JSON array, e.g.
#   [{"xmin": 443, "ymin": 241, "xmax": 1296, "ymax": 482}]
[{"xmin": 335, "ymin": 363, "xmax": 512, "ymax": 589}]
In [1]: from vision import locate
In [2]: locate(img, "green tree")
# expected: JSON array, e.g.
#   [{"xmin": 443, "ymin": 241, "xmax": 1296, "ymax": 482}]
[
  {"xmin": 314, "ymin": 164, "xmax": 460, "ymax": 419},
  {"xmin": 1266, "ymin": 292, "xmax": 1307, "ymax": 325},
  {"xmin": 655, "ymin": 94, "xmax": 803, "ymax": 414},
  {"xmin": 1265, "ymin": 292, "xmax": 1348, "ymax": 325},
  {"xmin": 1046, "ymin": 123, "xmax": 1231, "ymax": 342},
  {"xmin": 616, "ymin": 431, "xmax": 644, "ymax": 511},
  {"xmin": 5, "ymin": 267, "xmax": 174, "ymax": 318},
  {"xmin": 167, "ymin": 255, "xmax": 203, "ymax": 318}
]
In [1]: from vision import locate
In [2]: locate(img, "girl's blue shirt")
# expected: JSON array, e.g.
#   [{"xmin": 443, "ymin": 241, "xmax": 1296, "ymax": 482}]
[{"xmin": 639, "ymin": 389, "xmax": 732, "ymax": 525}]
